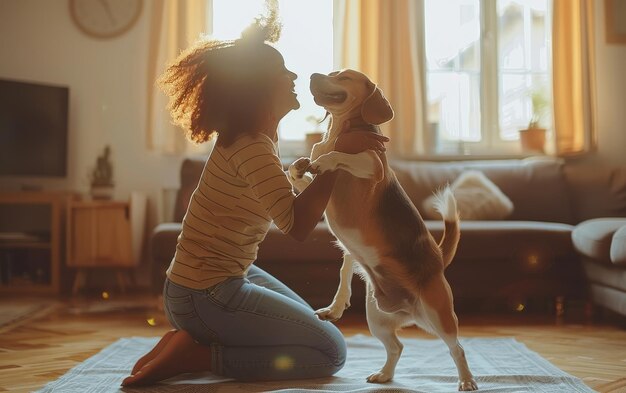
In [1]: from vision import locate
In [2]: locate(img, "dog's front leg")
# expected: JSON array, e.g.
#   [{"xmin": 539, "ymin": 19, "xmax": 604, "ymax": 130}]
[
  {"xmin": 315, "ymin": 254, "xmax": 355, "ymax": 321},
  {"xmin": 287, "ymin": 157, "xmax": 314, "ymax": 193},
  {"xmin": 310, "ymin": 150, "xmax": 384, "ymax": 182}
]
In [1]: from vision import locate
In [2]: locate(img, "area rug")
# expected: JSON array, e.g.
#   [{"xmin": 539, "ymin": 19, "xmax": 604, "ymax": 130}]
[
  {"xmin": 0, "ymin": 301, "xmax": 58, "ymax": 334},
  {"xmin": 66, "ymin": 298, "xmax": 161, "ymax": 315},
  {"xmin": 36, "ymin": 334, "xmax": 594, "ymax": 393}
]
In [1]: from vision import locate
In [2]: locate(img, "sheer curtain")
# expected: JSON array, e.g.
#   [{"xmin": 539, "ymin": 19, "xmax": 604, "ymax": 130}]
[
  {"xmin": 146, "ymin": 0, "xmax": 208, "ymax": 154},
  {"xmin": 334, "ymin": 0, "xmax": 428, "ymax": 158},
  {"xmin": 552, "ymin": 0, "xmax": 597, "ymax": 156}
]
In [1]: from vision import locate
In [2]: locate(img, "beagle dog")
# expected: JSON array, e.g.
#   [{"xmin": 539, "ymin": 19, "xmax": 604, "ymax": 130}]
[{"xmin": 288, "ymin": 69, "xmax": 477, "ymax": 391}]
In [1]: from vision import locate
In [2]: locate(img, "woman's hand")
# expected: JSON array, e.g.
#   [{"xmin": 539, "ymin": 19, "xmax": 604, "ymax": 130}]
[{"xmin": 334, "ymin": 130, "xmax": 389, "ymax": 155}]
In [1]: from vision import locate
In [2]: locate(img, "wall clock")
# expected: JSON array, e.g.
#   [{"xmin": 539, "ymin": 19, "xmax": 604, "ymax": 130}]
[{"xmin": 69, "ymin": 0, "xmax": 143, "ymax": 39}]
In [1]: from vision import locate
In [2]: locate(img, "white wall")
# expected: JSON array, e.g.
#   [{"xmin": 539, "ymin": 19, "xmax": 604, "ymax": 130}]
[
  {"xmin": 0, "ymin": 0, "xmax": 184, "ymax": 196},
  {"xmin": 0, "ymin": 0, "xmax": 184, "ymax": 285},
  {"xmin": 593, "ymin": 0, "xmax": 626, "ymax": 167}
]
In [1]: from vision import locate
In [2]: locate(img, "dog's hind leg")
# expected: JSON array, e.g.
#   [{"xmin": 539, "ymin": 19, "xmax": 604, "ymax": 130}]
[
  {"xmin": 420, "ymin": 274, "xmax": 478, "ymax": 391},
  {"xmin": 365, "ymin": 282, "xmax": 405, "ymax": 383},
  {"xmin": 315, "ymin": 254, "xmax": 355, "ymax": 321}
]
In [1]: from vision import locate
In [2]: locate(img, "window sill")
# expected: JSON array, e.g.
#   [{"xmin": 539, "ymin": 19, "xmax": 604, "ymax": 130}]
[
  {"xmin": 399, "ymin": 152, "xmax": 549, "ymax": 162},
  {"xmin": 281, "ymin": 151, "xmax": 551, "ymax": 166},
  {"xmin": 277, "ymin": 137, "xmax": 551, "ymax": 165}
]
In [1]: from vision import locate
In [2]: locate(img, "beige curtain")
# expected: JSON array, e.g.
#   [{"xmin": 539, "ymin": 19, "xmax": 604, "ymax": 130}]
[
  {"xmin": 146, "ymin": 0, "xmax": 208, "ymax": 154},
  {"xmin": 334, "ymin": 0, "xmax": 428, "ymax": 158},
  {"xmin": 552, "ymin": 0, "xmax": 597, "ymax": 156}
]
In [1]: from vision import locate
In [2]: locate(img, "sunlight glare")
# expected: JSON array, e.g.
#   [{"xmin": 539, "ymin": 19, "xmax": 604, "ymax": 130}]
[
  {"xmin": 274, "ymin": 355, "xmax": 295, "ymax": 370},
  {"xmin": 211, "ymin": 0, "xmax": 265, "ymax": 41},
  {"xmin": 211, "ymin": 0, "xmax": 334, "ymax": 141}
]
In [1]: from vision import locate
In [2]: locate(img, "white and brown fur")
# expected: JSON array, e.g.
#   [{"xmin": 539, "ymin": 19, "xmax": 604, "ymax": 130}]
[{"xmin": 288, "ymin": 70, "xmax": 477, "ymax": 390}]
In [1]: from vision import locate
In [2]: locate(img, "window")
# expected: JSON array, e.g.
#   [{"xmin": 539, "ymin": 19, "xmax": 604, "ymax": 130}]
[
  {"xmin": 209, "ymin": 0, "xmax": 551, "ymax": 156},
  {"xmin": 424, "ymin": 0, "xmax": 552, "ymax": 154},
  {"xmin": 211, "ymin": 0, "xmax": 334, "ymax": 152}
]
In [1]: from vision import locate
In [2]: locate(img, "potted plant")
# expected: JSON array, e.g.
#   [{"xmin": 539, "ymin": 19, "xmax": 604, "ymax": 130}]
[
  {"xmin": 305, "ymin": 115, "xmax": 325, "ymax": 153},
  {"xmin": 519, "ymin": 87, "xmax": 550, "ymax": 153},
  {"xmin": 89, "ymin": 145, "xmax": 115, "ymax": 200}
]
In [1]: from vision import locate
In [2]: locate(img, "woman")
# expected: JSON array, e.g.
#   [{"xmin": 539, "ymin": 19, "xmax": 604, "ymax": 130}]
[{"xmin": 122, "ymin": 11, "xmax": 388, "ymax": 387}]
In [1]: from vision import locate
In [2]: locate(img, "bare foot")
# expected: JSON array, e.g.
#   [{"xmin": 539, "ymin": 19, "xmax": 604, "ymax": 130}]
[
  {"xmin": 131, "ymin": 329, "xmax": 177, "ymax": 375},
  {"xmin": 122, "ymin": 330, "xmax": 212, "ymax": 387}
]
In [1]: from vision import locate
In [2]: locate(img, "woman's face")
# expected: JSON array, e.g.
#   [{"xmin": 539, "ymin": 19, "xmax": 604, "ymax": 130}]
[
  {"xmin": 262, "ymin": 47, "xmax": 300, "ymax": 120},
  {"xmin": 272, "ymin": 65, "xmax": 299, "ymax": 119}
]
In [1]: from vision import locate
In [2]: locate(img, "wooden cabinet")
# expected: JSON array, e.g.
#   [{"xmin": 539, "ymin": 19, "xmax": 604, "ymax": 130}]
[
  {"xmin": 67, "ymin": 201, "xmax": 133, "ymax": 268},
  {"xmin": 0, "ymin": 191, "xmax": 76, "ymax": 295},
  {"xmin": 66, "ymin": 196, "xmax": 147, "ymax": 294}
]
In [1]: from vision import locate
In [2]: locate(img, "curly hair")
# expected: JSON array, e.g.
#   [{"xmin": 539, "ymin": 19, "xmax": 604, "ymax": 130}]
[{"xmin": 157, "ymin": 0, "xmax": 283, "ymax": 147}]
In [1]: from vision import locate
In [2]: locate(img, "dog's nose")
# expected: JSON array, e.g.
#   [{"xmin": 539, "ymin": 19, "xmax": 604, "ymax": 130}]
[{"xmin": 310, "ymin": 73, "xmax": 324, "ymax": 81}]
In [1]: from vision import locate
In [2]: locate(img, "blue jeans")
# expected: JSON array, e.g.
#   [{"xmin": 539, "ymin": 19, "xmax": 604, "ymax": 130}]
[{"xmin": 163, "ymin": 265, "xmax": 347, "ymax": 381}]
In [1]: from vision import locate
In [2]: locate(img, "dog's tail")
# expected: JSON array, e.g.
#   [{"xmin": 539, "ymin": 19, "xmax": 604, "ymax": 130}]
[{"xmin": 432, "ymin": 186, "xmax": 460, "ymax": 268}]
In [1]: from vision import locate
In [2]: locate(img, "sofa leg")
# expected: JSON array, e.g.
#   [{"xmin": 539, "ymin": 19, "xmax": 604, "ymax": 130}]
[{"xmin": 555, "ymin": 296, "xmax": 565, "ymax": 318}]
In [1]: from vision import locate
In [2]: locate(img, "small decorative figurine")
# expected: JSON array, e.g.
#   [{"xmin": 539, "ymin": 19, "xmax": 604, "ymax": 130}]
[{"xmin": 90, "ymin": 145, "xmax": 115, "ymax": 200}]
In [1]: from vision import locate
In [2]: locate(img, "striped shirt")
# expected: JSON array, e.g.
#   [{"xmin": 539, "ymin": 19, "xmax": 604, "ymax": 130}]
[{"xmin": 166, "ymin": 132, "xmax": 296, "ymax": 289}]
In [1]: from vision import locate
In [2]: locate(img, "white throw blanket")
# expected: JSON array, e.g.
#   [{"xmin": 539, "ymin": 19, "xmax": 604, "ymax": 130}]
[{"xmin": 37, "ymin": 334, "xmax": 594, "ymax": 393}]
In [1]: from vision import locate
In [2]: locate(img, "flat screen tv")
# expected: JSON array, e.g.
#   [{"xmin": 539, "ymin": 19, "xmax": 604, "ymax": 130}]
[{"xmin": 0, "ymin": 78, "xmax": 69, "ymax": 177}]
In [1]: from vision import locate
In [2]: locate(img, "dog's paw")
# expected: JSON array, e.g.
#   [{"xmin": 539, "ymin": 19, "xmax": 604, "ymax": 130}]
[
  {"xmin": 458, "ymin": 379, "xmax": 478, "ymax": 391},
  {"xmin": 366, "ymin": 371, "xmax": 393, "ymax": 383},
  {"xmin": 314, "ymin": 304, "xmax": 346, "ymax": 322},
  {"xmin": 288, "ymin": 157, "xmax": 311, "ymax": 179},
  {"xmin": 308, "ymin": 160, "xmax": 328, "ymax": 175},
  {"xmin": 288, "ymin": 158, "xmax": 314, "ymax": 192},
  {"xmin": 309, "ymin": 153, "xmax": 339, "ymax": 175}
]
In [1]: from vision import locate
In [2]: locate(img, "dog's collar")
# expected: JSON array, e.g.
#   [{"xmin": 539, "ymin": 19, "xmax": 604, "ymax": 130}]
[{"xmin": 344, "ymin": 116, "xmax": 379, "ymax": 133}]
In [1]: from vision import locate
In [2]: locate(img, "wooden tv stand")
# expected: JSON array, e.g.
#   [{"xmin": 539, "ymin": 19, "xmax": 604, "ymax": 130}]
[{"xmin": 0, "ymin": 191, "xmax": 77, "ymax": 295}]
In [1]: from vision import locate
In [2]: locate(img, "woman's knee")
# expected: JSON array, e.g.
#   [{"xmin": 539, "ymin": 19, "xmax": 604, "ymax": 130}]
[
  {"xmin": 332, "ymin": 334, "xmax": 347, "ymax": 371},
  {"xmin": 317, "ymin": 323, "xmax": 347, "ymax": 371}
]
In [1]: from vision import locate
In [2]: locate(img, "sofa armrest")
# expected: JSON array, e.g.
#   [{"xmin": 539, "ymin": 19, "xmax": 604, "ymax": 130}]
[
  {"xmin": 152, "ymin": 222, "xmax": 182, "ymax": 261},
  {"xmin": 150, "ymin": 222, "xmax": 182, "ymax": 292},
  {"xmin": 564, "ymin": 164, "xmax": 626, "ymax": 222}
]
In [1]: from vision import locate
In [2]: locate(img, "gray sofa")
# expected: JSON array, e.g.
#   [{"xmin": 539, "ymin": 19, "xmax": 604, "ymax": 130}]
[
  {"xmin": 151, "ymin": 156, "xmax": 626, "ymax": 316},
  {"xmin": 573, "ymin": 218, "xmax": 626, "ymax": 317},
  {"xmin": 563, "ymin": 163, "xmax": 626, "ymax": 317}
]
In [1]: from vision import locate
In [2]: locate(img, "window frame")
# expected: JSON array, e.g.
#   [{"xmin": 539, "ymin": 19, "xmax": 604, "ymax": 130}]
[
  {"xmin": 424, "ymin": 0, "xmax": 553, "ymax": 156},
  {"xmin": 205, "ymin": 0, "xmax": 553, "ymax": 160}
]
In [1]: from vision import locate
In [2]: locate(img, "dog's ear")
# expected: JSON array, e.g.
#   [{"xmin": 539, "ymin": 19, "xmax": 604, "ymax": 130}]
[{"xmin": 361, "ymin": 86, "xmax": 394, "ymax": 125}]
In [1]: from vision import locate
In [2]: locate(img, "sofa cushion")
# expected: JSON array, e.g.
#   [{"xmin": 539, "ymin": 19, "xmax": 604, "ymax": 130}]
[
  {"xmin": 422, "ymin": 170, "xmax": 514, "ymax": 220},
  {"xmin": 610, "ymin": 225, "xmax": 626, "ymax": 265},
  {"xmin": 152, "ymin": 219, "xmax": 577, "ymax": 278},
  {"xmin": 391, "ymin": 157, "xmax": 574, "ymax": 224},
  {"xmin": 426, "ymin": 220, "xmax": 575, "ymax": 260},
  {"xmin": 572, "ymin": 218, "xmax": 626, "ymax": 264},
  {"xmin": 564, "ymin": 164, "xmax": 626, "ymax": 223},
  {"xmin": 259, "ymin": 220, "xmax": 574, "ymax": 263}
]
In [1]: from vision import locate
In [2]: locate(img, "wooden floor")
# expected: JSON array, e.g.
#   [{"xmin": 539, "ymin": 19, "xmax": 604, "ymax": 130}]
[{"xmin": 1, "ymin": 295, "xmax": 625, "ymax": 393}]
